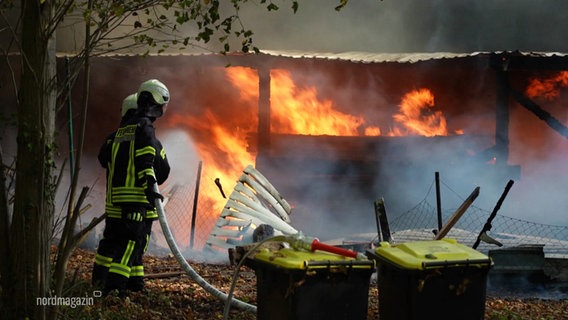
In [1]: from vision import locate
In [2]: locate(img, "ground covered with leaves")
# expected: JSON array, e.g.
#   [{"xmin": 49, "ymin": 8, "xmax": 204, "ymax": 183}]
[{"xmin": 58, "ymin": 248, "xmax": 568, "ymax": 320}]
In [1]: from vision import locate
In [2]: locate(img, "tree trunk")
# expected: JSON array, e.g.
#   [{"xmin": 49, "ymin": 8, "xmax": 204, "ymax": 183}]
[
  {"xmin": 3, "ymin": 1, "xmax": 56, "ymax": 319},
  {"xmin": 0, "ymin": 146, "xmax": 11, "ymax": 314}
]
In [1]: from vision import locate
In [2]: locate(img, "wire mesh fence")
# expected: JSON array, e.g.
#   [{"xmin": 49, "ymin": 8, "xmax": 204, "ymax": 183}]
[
  {"xmin": 148, "ymin": 170, "xmax": 229, "ymax": 258},
  {"xmin": 386, "ymin": 191, "xmax": 568, "ymax": 257},
  {"xmin": 147, "ymin": 169, "xmax": 568, "ymax": 259}
]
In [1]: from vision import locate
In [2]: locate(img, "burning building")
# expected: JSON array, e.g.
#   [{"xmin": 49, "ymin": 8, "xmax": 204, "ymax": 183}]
[{"xmin": 3, "ymin": 50, "xmax": 567, "ymax": 248}]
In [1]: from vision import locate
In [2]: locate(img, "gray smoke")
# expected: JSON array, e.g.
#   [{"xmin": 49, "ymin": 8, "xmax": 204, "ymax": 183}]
[{"xmin": 239, "ymin": 0, "xmax": 568, "ymax": 53}]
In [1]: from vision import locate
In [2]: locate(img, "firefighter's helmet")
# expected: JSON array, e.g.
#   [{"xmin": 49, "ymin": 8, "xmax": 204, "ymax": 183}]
[
  {"xmin": 137, "ymin": 79, "xmax": 170, "ymax": 118},
  {"xmin": 120, "ymin": 93, "xmax": 138, "ymax": 117}
]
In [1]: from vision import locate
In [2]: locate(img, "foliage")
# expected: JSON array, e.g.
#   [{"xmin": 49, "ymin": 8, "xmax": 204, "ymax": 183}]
[{"xmin": 56, "ymin": 0, "xmax": 300, "ymax": 58}]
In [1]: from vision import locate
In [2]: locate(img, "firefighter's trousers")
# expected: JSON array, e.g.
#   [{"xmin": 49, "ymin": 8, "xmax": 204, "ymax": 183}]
[{"xmin": 92, "ymin": 215, "xmax": 153, "ymax": 294}]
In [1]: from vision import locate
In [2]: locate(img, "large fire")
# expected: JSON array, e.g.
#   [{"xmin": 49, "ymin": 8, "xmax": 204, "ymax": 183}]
[
  {"xmin": 167, "ymin": 67, "xmax": 456, "ymax": 249},
  {"xmin": 525, "ymin": 71, "xmax": 568, "ymax": 99},
  {"xmin": 227, "ymin": 68, "xmax": 451, "ymax": 137},
  {"xmin": 268, "ymin": 69, "xmax": 366, "ymax": 136}
]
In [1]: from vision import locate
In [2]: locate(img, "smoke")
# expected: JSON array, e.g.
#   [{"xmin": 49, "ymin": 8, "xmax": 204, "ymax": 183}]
[
  {"xmin": 159, "ymin": 130, "xmax": 200, "ymax": 185},
  {"xmin": 249, "ymin": 60, "xmax": 568, "ymax": 240},
  {"xmin": 238, "ymin": 0, "xmax": 568, "ymax": 53},
  {"xmin": 5, "ymin": 0, "xmax": 568, "ymax": 257}
]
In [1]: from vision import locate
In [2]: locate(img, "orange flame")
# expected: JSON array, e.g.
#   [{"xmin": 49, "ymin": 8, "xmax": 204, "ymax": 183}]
[
  {"xmin": 268, "ymin": 69, "xmax": 365, "ymax": 135},
  {"xmin": 526, "ymin": 71, "xmax": 568, "ymax": 99},
  {"xmin": 167, "ymin": 107, "xmax": 256, "ymax": 247},
  {"xmin": 167, "ymin": 67, "xmax": 457, "ymax": 248},
  {"xmin": 391, "ymin": 88, "xmax": 448, "ymax": 137},
  {"xmin": 225, "ymin": 67, "xmax": 372, "ymax": 135}
]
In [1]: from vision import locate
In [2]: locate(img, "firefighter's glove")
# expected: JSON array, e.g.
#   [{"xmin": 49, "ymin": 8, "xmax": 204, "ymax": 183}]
[
  {"xmin": 145, "ymin": 176, "xmax": 164, "ymax": 204},
  {"xmin": 145, "ymin": 189, "xmax": 164, "ymax": 204}
]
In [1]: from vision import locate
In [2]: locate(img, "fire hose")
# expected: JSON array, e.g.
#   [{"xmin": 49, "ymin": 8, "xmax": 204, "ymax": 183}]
[{"xmin": 152, "ymin": 183, "xmax": 257, "ymax": 313}]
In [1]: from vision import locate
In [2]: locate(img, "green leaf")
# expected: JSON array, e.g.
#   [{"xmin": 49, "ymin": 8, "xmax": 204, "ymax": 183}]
[
  {"xmin": 112, "ymin": 5, "xmax": 125, "ymax": 17},
  {"xmin": 335, "ymin": 0, "xmax": 349, "ymax": 11},
  {"xmin": 267, "ymin": 3, "xmax": 279, "ymax": 11},
  {"xmin": 292, "ymin": 1, "xmax": 299, "ymax": 13}
]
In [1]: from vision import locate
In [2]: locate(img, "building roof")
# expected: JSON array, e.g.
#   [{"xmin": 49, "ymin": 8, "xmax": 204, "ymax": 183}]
[
  {"xmin": 258, "ymin": 50, "xmax": 484, "ymax": 63},
  {"xmin": 67, "ymin": 49, "xmax": 568, "ymax": 62},
  {"xmin": 257, "ymin": 50, "xmax": 568, "ymax": 64},
  {"xmin": 54, "ymin": 49, "xmax": 568, "ymax": 70}
]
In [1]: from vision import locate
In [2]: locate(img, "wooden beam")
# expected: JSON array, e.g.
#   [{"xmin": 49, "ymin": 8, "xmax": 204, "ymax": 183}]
[
  {"xmin": 257, "ymin": 67, "xmax": 271, "ymax": 155},
  {"xmin": 493, "ymin": 54, "xmax": 511, "ymax": 165},
  {"xmin": 434, "ymin": 186, "xmax": 480, "ymax": 240},
  {"xmin": 510, "ymin": 89, "xmax": 568, "ymax": 139}
]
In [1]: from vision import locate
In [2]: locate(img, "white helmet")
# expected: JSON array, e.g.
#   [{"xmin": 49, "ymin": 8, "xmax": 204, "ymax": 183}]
[
  {"xmin": 120, "ymin": 93, "xmax": 138, "ymax": 117},
  {"xmin": 137, "ymin": 79, "xmax": 170, "ymax": 105}
]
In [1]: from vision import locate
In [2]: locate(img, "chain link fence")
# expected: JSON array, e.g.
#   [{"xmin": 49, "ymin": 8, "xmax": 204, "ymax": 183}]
[
  {"xmin": 386, "ymin": 199, "xmax": 568, "ymax": 256},
  {"xmin": 148, "ymin": 167, "xmax": 231, "ymax": 258},
  {"xmin": 146, "ymin": 169, "xmax": 568, "ymax": 259}
]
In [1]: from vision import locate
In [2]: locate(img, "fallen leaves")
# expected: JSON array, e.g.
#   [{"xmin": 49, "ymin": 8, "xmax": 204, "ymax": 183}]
[{"xmin": 61, "ymin": 248, "xmax": 567, "ymax": 320}]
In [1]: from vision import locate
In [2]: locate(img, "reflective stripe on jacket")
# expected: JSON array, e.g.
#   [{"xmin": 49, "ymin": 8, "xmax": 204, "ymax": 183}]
[{"xmin": 98, "ymin": 114, "xmax": 170, "ymax": 211}]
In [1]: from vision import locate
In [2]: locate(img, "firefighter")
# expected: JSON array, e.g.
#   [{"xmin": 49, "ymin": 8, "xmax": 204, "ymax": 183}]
[
  {"xmin": 92, "ymin": 79, "xmax": 171, "ymax": 296},
  {"xmin": 91, "ymin": 93, "xmax": 138, "ymax": 290}
]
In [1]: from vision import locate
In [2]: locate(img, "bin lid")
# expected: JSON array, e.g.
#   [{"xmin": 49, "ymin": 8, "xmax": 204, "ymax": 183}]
[
  {"xmin": 254, "ymin": 248, "xmax": 374, "ymax": 270},
  {"xmin": 372, "ymin": 238, "xmax": 491, "ymax": 270}
]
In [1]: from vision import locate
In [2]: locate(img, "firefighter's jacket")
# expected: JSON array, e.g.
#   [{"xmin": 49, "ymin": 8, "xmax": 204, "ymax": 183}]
[{"xmin": 99, "ymin": 114, "xmax": 170, "ymax": 219}]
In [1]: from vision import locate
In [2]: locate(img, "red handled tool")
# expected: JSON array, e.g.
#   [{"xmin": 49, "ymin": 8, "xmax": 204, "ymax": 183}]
[{"xmin": 287, "ymin": 234, "xmax": 366, "ymax": 260}]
